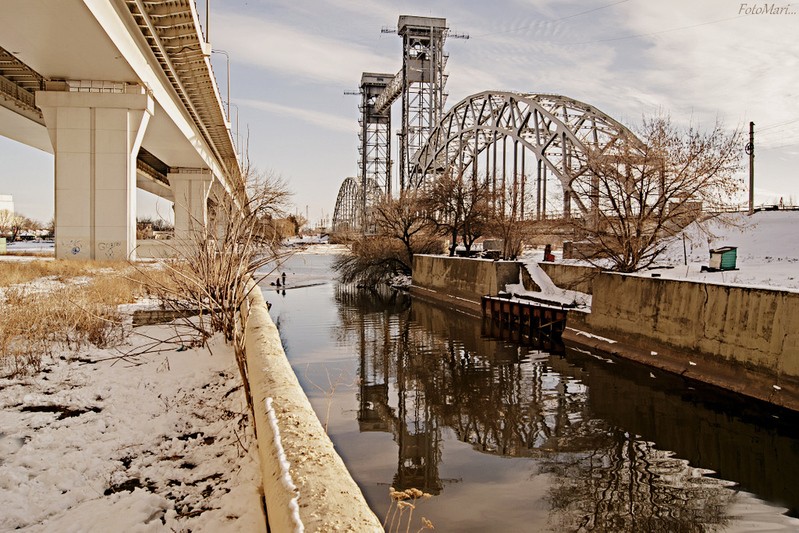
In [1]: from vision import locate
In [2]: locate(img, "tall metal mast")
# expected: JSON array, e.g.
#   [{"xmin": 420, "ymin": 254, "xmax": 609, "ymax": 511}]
[{"xmin": 397, "ymin": 15, "xmax": 448, "ymax": 190}]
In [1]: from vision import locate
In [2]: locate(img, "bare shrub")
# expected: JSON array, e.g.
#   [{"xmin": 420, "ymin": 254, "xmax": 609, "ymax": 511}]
[
  {"xmin": 334, "ymin": 192, "xmax": 441, "ymax": 286},
  {"xmin": 135, "ymin": 170, "xmax": 291, "ymax": 411}
]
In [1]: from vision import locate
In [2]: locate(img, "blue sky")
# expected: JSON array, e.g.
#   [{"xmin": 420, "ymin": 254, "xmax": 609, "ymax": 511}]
[{"xmin": 1, "ymin": 0, "xmax": 798, "ymax": 224}]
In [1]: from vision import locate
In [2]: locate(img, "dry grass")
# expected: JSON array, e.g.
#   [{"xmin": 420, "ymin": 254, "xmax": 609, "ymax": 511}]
[
  {"xmin": 384, "ymin": 487, "xmax": 434, "ymax": 533},
  {"xmin": 0, "ymin": 259, "xmax": 135, "ymax": 287},
  {"xmin": 0, "ymin": 261, "xmax": 148, "ymax": 377}
]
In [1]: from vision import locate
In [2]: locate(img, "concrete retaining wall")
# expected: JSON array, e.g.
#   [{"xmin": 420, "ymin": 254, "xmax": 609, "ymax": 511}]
[
  {"xmin": 588, "ymin": 274, "xmax": 799, "ymax": 378},
  {"xmin": 539, "ymin": 262, "xmax": 598, "ymax": 294},
  {"xmin": 412, "ymin": 254, "xmax": 520, "ymax": 313},
  {"xmin": 243, "ymin": 285, "xmax": 382, "ymax": 532},
  {"xmin": 411, "ymin": 256, "xmax": 799, "ymax": 409}
]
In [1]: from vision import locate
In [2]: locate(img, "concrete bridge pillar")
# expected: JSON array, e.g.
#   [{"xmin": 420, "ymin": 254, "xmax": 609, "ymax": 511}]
[
  {"xmin": 36, "ymin": 87, "xmax": 153, "ymax": 260},
  {"xmin": 168, "ymin": 170, "xmax": 213, "ymax": 241}
]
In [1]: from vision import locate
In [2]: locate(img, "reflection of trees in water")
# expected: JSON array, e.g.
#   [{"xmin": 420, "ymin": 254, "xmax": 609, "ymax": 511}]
[
  {"xmin": 543, "ymin": 428, "xmax": 732, "ymax": 532},
  {"xmin": 335, "ymin": 285, "xmax": 733, "ymax": 530}
]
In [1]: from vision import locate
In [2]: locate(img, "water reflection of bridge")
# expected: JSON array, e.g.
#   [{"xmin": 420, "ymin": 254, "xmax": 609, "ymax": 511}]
[{"xmin": 335, "ymin": 285, "xmax": 799, "ymax": 528}]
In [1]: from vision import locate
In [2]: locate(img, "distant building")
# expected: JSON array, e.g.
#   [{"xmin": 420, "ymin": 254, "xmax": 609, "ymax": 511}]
[{"xmin": 0, "ymin": 195, "xmax": 13, "ymax": 214}]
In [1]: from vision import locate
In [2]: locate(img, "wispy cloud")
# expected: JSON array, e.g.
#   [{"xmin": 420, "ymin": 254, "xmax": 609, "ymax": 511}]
[
  {"xmin": 215, "ymin": 12, "xmax": 395, "ymax": 85},
  {"xmin": 238, "ymin": 98, "xmax": 355, "ymax": 133}
]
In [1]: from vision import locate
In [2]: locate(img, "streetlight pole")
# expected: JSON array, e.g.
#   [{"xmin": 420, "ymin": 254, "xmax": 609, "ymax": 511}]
[
  {"xmin": 211, "ymin": 49, "xmax": 230, "ymax": 122},
  {"xmin": 746, "ymin": 121, "xmax": 755, "ymax": 214},
  {"xmin": 205, "ymin": 0, "xmax": 210, "ymax": 43}
]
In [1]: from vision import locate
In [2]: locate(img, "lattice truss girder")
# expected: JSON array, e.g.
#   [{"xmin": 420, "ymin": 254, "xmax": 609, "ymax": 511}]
[
  {"xmin": 333, "ymin": 177, "xmax": 360, "ymax": 232},
  {"xmin": 125, "ymin": 0, "xmax": 240, "ymax": 185},
  {"xmin": 332, "ymin": 177, "xmax": 384, "ymax": 232},
  {"xmin": 412, "ymin": 91, "xmax": 640, "ymax": 217},
  {"xmin": 363, "ymin": 123, "xmax": 391, "ymax": 189}
]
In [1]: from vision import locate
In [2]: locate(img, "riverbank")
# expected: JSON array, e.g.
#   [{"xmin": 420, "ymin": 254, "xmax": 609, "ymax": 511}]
[
  {"xmin": 267, "ymin": 250, "xmax": 799, "ymax": 531},
  {"xmin": 0, "ymin": 259, "xmax": 264, "ymax": 531}
]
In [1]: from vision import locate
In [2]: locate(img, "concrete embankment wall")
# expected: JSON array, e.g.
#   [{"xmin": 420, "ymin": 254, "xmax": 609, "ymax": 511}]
[
  {"xmin": 242, "ymin": 285, "xmax": 382, "ymax": 532},
  {"xmin": 538, "ymin": 262, "xmax": 597, "ymax": 294},
  {"xmin": 541, "ymin": 263, "xmax": 799, "ymax": 409},
  {"xmin": 411, "ymin": 254, "xmax": 519, "ymax": 314},
  {"xmin": 587, "ymin": 274, "xmax": 799, "ymax": 378}
]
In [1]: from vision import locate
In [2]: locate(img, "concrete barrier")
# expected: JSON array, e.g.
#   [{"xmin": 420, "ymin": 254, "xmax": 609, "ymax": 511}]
[
  {"xmin": 538, "ymin": 262, "xmax": 598, "ymax": 294},
  {"xmin": 411, "ymin": 254, "xmax": 519, "ymax": 313},
  {"xmin": 588, "ymin": 273, "xmax": 799, "ymax": 379},
  {"xmin": 243, "ymin": 285, "xmax": 383, "ymax": 532}
]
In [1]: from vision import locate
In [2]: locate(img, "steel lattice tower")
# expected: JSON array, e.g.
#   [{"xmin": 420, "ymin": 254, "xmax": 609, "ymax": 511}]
[
  {"xmin": 358, "ymin": 73, "xmax": 393, "ymax": 229},
  {"xmin": 397, "ymin": 16, "xmax": 448, "ymax": 190}
]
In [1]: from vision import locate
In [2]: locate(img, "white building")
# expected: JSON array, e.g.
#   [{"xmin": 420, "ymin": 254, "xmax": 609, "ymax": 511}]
[{"xmin": 0, "ymin": 195, "xmax": 14, "ymax": 214}]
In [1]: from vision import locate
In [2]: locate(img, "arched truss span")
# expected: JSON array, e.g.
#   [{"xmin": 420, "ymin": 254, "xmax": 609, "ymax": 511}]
[
  {"xmin": 332, "ymin": 176, "xmax": 385, "ymax": 233},
  {"xmin": 411, "ymin": 91, "xmax": 642, "ymax": 218},
  {"xmin": 332, "ymin": 177, "xmax": 360, "ymax": 232}
]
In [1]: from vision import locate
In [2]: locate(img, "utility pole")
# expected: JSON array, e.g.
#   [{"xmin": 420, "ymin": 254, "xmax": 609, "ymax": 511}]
[{"xmin": 747, "ymin": 121, "xmax": 755, "ymax": 214}]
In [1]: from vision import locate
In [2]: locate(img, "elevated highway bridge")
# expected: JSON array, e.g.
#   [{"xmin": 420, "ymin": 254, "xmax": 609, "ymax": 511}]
[{"xmin": 0, "ymin": 0, "xmax": 241, "ymax": 259}]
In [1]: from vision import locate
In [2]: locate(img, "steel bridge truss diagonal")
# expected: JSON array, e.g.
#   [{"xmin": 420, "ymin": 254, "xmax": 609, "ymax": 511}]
[{"xmin": 413, "ymin": 91, "xmax": 641, "ymax": 219}]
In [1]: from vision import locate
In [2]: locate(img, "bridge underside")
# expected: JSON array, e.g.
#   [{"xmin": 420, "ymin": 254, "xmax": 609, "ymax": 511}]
[{"xmin": 0, "ymin": 0, "xmax": 240, "ymax": 260}]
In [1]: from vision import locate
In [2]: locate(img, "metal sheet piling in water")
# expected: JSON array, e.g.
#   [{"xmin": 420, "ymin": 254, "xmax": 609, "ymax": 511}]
[{"xmin": 481, "ymin": 296, "xmax": 567, "ymax": 351}]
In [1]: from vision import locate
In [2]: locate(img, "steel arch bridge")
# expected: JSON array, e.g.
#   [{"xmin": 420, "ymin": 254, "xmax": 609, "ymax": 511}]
[
  {"xmin": 411, "ymin": 91, "xmax": 642, "ymax": 219},
  {"xmin": 332, "ymin": 176, "xmax": 385, "ymax": 233}
]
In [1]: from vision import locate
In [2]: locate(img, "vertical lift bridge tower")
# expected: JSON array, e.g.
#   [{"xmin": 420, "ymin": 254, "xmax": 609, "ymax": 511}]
[{"xmin": 371, "ymin": 15, "xmax": 449, "ymax": 193}]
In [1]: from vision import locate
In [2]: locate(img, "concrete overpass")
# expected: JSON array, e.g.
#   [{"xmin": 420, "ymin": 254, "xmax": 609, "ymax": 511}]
[{"xmin": 0, "ymin": 0, "xmax": 242, "ymax": 259}]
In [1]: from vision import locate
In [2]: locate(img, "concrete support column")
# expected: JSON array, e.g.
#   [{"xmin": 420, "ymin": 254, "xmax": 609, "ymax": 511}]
[
  {"xmin": 168, "ymin": 170, "xmax": 213, "ymax": 240},
  {"xmin": 36, "ymin": 88, "xmax": 153, "ymax": 260}
]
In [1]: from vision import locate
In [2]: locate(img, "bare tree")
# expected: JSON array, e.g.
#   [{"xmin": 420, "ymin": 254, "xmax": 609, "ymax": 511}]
[
  {"xmin": 334, "ymin": 191, "xmax": 440, "ymax": 286},
  {"xmin": 0, "ymin": 210, "xmax": 41, "ymax": 241},
  {"xmin": 569, "ymin": 116, "xmax": 743, "ymax": 272},
  {"xmin": 487, "ymin": 173, "xmax": 533, "ymax": 259},
  {"xmin": 424, "ymin": 170, "xmax": 491, "ymax": 256}
]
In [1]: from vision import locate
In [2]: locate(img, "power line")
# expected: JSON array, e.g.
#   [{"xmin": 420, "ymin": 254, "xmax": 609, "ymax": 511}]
[{"xmin": 758, "ymin": 118, "xmax": 799, "ymax": 132}]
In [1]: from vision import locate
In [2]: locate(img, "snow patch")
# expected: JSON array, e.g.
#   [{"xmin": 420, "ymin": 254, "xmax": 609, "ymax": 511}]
[{"xmin": 265, "ymin": 397, "xmax": 304, "ymax": 533}]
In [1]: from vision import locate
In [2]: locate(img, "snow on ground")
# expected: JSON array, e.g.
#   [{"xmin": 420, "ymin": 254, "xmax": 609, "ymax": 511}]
[
  {"xmin": 0, "ymin": 312, "xmax": 264, "ymax": 531},
  {"xmin": 506, "ymin": 260, "xmax": 592, "ymax": 309},
  {"xmin": 652, "ymin": 210, "xmax": 799, "ymax": 291},
  {"xmin": 2, "ymin": 241, "xmax": 55, "ymax": 255},
  {"xmin": 509, "ymin": 210, "xmax": 799, "ymax": 306}
]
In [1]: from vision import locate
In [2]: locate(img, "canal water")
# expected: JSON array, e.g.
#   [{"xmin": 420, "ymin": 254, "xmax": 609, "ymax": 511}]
[{"xmin": 263, "ymin": 250, "xmax": 799, "ymax": 532}]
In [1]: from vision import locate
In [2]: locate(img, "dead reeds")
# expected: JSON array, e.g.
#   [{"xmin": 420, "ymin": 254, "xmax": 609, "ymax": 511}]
[
  {"xmin": 384, "ymin": 487, "xmax": 434, "ymax": 533},
  {"xmin": 0, "ymin": 261, "xmax": 146, "ymax": 377}
]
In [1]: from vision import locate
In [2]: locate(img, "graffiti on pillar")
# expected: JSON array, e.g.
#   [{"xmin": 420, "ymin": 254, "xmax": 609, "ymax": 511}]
[
  {"xmin": 63, "ymin": 240, "xmax": 83, "ymax": 256},
  {"xmin": 98, "ymin": 241, "xmax": 122, "ymax": 259}
]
